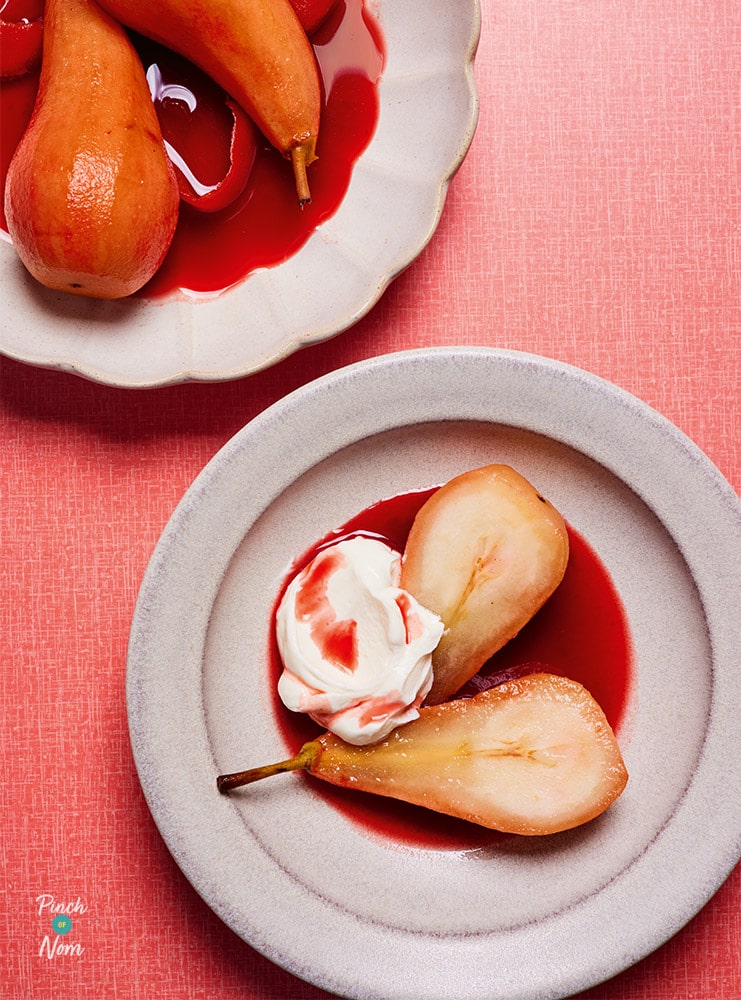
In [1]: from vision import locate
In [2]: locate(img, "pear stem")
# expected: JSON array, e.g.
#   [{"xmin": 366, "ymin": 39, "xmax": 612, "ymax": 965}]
[
  {"xmin": 291, "ymin": 145, "xmax": 312, "ymax": 206},
  {"xmin": 217, "ymin": 741, "xmax": 320, "ymax": 793}
]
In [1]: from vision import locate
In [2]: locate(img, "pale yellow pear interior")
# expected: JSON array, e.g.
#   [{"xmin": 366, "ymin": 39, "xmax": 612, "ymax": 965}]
[
  {"xmin": 401, "ymin": 465, "xmax": 570, "ymax": 704},
  {"xmin": 310, "ymin": 675, "xmax": 628, "ymax": 835}
]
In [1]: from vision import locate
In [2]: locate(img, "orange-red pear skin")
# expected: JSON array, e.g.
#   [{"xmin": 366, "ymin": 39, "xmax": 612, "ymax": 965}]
[
  {"xmin": 4, "ymin": 0, "xmax": 180, "ymax": 299},
  {"xmin": 97, "ymin": 0, "xmax": 321, "ymax": 200}
]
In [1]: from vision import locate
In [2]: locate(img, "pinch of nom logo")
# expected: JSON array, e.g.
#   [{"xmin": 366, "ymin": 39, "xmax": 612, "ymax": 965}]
[{"xmin": 36, "ymin": 894, "xmax": 87, "ymax": 959}]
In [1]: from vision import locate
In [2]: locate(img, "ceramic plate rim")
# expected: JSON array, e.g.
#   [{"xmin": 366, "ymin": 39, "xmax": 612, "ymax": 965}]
[{"xmin": 127, "ymin": 347, "xmax": 740, "ymax": 1000}]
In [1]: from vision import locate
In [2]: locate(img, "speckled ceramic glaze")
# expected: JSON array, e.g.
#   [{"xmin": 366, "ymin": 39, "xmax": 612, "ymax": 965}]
[
  {"xmin": 0, "ymin": 0, "xmax": 480, "ymax": 387},
  {"xmin": 127, "ymin": 348, "xmax": 740, "ymax": 1000}
]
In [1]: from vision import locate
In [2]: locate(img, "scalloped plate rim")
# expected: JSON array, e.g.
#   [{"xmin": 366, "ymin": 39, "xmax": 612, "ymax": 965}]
[{"xmin": 0, "ymin": 0, "xmax": 481, "ymax": 387}]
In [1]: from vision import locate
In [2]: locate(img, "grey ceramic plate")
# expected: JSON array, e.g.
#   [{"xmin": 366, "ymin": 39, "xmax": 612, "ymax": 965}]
[
  {"xmin": 127, "ymin": 348, "xmax": 740, "ymax": 1000},
  {"xmin": 0, "ymin": 0, "xmax": 479, "ymax": 387}
]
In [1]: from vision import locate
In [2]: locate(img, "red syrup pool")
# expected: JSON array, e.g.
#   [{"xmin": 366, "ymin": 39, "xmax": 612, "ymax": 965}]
[
  {"xmin": 268, "ymin": 487, "xmax": 634, "ymax": 851},
  {"xmin": 0, "ymin": 0, "xmax": 384, "ymax": 297}
]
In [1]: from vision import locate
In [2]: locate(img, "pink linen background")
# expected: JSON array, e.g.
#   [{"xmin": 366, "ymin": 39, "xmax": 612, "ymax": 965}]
[{"xmin": 1, "ymin": 0, "xmax": 738, "ymax": 997}]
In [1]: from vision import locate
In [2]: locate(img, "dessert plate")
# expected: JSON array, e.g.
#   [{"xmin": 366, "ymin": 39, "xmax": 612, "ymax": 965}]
[
  {"xmin": 0, "ymin": 0, "xmax": 480, "ymax": 388},
  {"xmin": 127, "ymin": 348, "xmax": 740, "ymax": 1000}
]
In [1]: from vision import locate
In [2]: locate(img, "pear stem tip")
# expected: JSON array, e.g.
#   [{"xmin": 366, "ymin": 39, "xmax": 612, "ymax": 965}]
[
  {"xmin": 217, "ymin": 742, "xmax": 320, "ymax": 793},
  {"xmin": 291, "ymin": 144, "xmax": 313, "ymax": 205}
]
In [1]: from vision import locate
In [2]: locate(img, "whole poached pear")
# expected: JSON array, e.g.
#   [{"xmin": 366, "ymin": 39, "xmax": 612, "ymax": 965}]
[
  {"xmin": 96, "ymin": 0, "xmax": 321, "ymax": 202},
  {"xmin": 4, "ymin": 0, "xmax": 180, "ymax": 300}
]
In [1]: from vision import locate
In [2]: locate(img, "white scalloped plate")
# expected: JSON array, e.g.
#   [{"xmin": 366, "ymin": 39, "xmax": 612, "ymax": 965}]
[
  {"xmin": 127, "ymin": 348, "xmax": 740, "ymax": 1000},
  {"xmin": 0, "ymin": 0, "xmax": 479, "ymax": 387}
]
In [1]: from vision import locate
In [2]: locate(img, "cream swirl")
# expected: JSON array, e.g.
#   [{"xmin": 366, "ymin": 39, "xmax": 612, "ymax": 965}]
[{"xmin": 276, "ymin": 536, "xmax": 443, "ymax": 745}]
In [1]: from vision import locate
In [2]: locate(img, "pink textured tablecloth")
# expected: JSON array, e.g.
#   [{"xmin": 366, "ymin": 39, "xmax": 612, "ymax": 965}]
[{"xmin": 1, "ymin": 1, "xmax": 738, "ymax": 997}]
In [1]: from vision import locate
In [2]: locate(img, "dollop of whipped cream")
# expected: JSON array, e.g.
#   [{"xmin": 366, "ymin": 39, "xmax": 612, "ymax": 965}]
[{"xmin": 276, "ymin": 536, "xmax": 443, "ymax": 745}]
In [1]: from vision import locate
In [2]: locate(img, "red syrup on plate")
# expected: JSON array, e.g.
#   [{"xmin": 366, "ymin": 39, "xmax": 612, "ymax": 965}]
[
  {"xmin": 269, "ymin": 487, "xmax": 634, "ymax": 851},
  {"xmin": 0, "ymin": 0, "xmax": 384, "ymax": 297}
]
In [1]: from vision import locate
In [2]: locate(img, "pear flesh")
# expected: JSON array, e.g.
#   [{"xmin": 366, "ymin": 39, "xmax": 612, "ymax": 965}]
[
  {"xmin": 401, "ymin": 465, "xmax": 570, "ymax": 704},
  {"xmin": 4, "ymin": 0, "xmax": 180, "ymax": 299},
  {"xmin": 218, "ymin": 674, "xmax": 628, "ymax": 836}
]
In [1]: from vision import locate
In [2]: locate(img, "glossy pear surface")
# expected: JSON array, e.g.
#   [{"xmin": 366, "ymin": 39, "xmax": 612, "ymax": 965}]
[
  {"xmin": 4, "ymin": 0, "xmax": 179, "ymax": 299},
  {"xmin": 218, "ymin": 674, "xmax": 628, "ymax": 836},
  {"xmin": 401, "ymin": 465, "xmax": 570, "ymax": 704},
  {"xmin": 289, "ymin": 0, "xmax": 337, "ymax": 34},
  {"xmin": 97, "ymin": 0, "xmax": 321, "ymax": 201}
]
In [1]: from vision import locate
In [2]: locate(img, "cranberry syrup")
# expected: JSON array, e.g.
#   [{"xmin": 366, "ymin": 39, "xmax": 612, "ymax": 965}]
[
  {"xmin": 270, "ymin": 488, "xmax": 634, "ymax": 850},
  {"xmin": 0, "ymin": 0, "xmax": 384, "ymax": 296}
]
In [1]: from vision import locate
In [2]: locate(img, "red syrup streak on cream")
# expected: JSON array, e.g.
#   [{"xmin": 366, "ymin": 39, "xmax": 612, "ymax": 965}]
[
  {"xmin": 0, "ymin": 0, "xmax": 385, "ymax": 296},
  {"xmin": 395, "ymin": 591, "xmax": 424, "ymax": 643},
  {"xmin": 270, "ymin": 487, "xmax": 634, "ymax": 851},
  {"xmin": 294, "ymin": 547, "xmax": 358, "ymax": 672}
]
